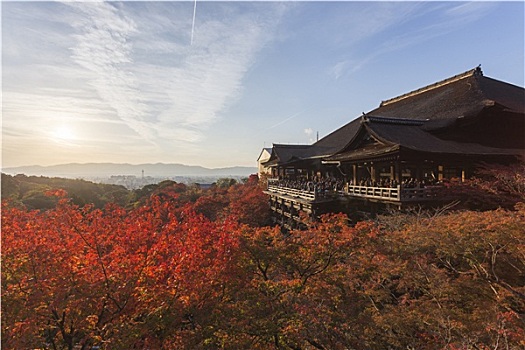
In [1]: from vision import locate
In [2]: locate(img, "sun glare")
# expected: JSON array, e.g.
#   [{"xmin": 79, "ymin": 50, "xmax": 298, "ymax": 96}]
[{"xmin": 53, "ymin": 125, "xmax": 76, "ymax": 141}]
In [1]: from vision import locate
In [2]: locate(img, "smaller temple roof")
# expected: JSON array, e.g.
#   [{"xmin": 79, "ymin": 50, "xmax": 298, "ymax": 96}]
[
  {"xmin": 262, "ymin": 144, "xmax": 312, "ymax": 167},
  {"xmin": 257, "ymin": 148, "xmax": 273, "ymax": 162},
  {"xmin": 325, "ymin": 115, "xmax": 523, "ymax": 163},
  {"xmin": 365, "ymin": 116, "xmax": 521, "ymax": 155},
  {"xmin": 325, "ymin": 143, "xmax": 399, "ymax": 162}
]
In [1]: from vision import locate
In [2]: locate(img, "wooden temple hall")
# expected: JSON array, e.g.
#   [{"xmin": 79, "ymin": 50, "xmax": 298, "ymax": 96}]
[{"xmin": 258, "ymin": 67, "xmax": 525, "ymax": 228}]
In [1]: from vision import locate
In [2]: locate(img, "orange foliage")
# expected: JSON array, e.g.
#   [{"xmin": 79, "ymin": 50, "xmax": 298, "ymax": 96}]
[{"xmin": 2, "ymin": 180, "xmax": 524, "ymax": 349}]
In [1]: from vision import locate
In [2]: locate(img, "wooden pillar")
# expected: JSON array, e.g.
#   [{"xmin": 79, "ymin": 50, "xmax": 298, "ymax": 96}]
[
  {"xmin": 438, "ymin": 165, "xmax": 444, "ymax": 181},
  {"xmin": 352, "ymin": 164, "xmax": 357, "ymax": 184},
  {"xmin": 390, "ymin": 164, "xmax": 395, "ymax": 181},
  {"xmin": 396, "ymin": 162, "xmax": 402, "ymax": 183},
  {"xmin": 416, "ymin": 167, "xmax": 421, "ymax": 181},
  {"xmin": 370, "ymin": 164, "xmax": 376, "ymax": 183}
]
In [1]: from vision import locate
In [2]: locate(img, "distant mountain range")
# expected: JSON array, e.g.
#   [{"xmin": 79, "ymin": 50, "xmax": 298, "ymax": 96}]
[{"xmin": 2, "ymin": 163, "xmax": 258, "ymax": 178}]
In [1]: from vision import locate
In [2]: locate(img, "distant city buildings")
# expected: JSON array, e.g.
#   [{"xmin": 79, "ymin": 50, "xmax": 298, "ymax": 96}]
[{"xmin": 97, "ymin": 175, "xmax": 246, "ymax": 190}]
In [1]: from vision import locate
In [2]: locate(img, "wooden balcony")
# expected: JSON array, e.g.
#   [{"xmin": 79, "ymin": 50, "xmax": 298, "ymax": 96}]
[
  {"xmin": 346, "ymin": 184, "xmax": 443, "ymax": 202},
  {"xmin": 265, "ymin": 184, "xmax": 342, "ymax": 204},
  {"xmin": 266, "ymin": 180, "xmax": 445, "ymax": 204}
]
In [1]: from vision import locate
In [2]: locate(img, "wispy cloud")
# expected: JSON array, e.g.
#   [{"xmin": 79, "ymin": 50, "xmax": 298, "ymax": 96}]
[
  {"xmin": 72, "ymin": 2, "xmax": 286, "ymax": 146},
  {"xmin": 304, "ymin": 127, "xmax": 316, "ymax": 143},
  {"xmin": 329, "ymin": 2, "xmax": 495, "ymax": 79},
  {"xmin": 3, "ymin": 1, "xmax": 288, "ymax": 165},
  {"xmin": 68, "ymin": 2, "xmax": 154, "ymax": 141},
  {"xmin": 445, "ymin": 2, "xmax": 495, "ymax": 23},
  {"xmin": 330, "ymin": 61, "xmax": 349, "ymax": 80},
  {"xmin": 152, "ymin": 10, "xmax": 285, "ymax": 130},
  {"xmin": 325, "ymin": 2, "xmax": 423, "ymax": 79}
]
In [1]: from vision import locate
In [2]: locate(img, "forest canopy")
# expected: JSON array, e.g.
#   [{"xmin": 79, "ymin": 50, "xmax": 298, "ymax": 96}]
[{"xmin": 2, "ymin": 171, "xmax": 524, "ymax": 349}]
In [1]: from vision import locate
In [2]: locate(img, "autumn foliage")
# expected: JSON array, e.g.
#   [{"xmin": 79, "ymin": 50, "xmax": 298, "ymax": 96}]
[
  {"xmin": 445, "ymin": 162, "xmax": 525, "ymax": 210},
  {"xmin": 2, "ymin": 175, "xmax": 525, "ymax": 349}
]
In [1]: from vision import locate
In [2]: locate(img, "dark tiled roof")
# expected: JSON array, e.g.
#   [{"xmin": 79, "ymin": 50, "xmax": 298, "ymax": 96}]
[
  {"xmin": 365, "ymin": 117, "xmax": 523, "ymax": 156},
  {"xmin": 325, "ymin": 143, "xmax": 399, "ymax": 162},
  {"xmin": 367, "ymin": 67, "xmax": 525, "ymax": 121},
  {"xmin": 326, "ymin": 115, "xmax": 523, "ymax": 162},
  {"xmin": 311, "ymin": 118, "xmax": 362, "ymax": 155},
  {"xmin": 477, "ymin": 75, "xmax": 525, "ymax": 113},
  {"xmin": 263, "ymin": 144, "xmax": 312, "ymax": 166},
  {"xmin": 267, "ymin": 67, "xmax": 525, "ymax": 166}
]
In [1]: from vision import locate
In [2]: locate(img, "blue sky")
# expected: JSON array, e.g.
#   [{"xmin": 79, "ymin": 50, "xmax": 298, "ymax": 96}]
[{"xmin": 2, "ymin": 1, "xmax": 524, "ymax": 168}]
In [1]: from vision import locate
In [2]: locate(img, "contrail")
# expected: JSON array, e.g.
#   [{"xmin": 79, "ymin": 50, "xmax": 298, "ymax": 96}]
[
  {"xmin": 191, "ymin": 0, "xmax": 197, "ymax": 45},
  {"xmin": 266, "ymin": 111, "xmax": 304, "ymax": 130}
]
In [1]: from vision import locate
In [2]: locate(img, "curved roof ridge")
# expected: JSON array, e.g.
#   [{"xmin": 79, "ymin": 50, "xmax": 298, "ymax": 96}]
[
  {"xmin": 380, "ymin": 66, "xmax": 483, "ymax": 107},
  {"xmin": 365, "ymin": 115, "xmax": 428, "ymax": 126},
  {"xmin": 272, "ymin": 143, "xmax": 311, "ymax": 148}
]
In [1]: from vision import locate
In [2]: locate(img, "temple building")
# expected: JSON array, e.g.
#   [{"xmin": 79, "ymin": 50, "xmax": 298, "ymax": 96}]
[
  {"xmin": 257, "ymin": 148, "xmax": 273, "ymax": 177},
  {"xmin": 260, "ymin": 67, "xmax": 525, "ymax": 228}
]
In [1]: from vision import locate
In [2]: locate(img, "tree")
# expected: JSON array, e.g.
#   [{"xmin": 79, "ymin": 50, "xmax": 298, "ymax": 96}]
[
  {"xmin": 2, "ymin": 191, "xmax": 244, "ymax": 349},
  {"xmin": 445, "ymin": 162, "xmax": 525, "ymax": 210},
  {"xmin": 1, "ymin": 194, "xmax": 155, "ymax": 349},
  {"xmin": 3, "ymin": 176, "xmax": 524, "ymax": 349},
  {"xmin": 215, "ymin": 178, "xmax": 238, "ymax": 189},
  {"xmin": 371, "ymin": 205, "xmax": 525, "ymax": 349},
  {"xmin": 226, "ymin": 180, "xmax": 271, "ymax": 227}
]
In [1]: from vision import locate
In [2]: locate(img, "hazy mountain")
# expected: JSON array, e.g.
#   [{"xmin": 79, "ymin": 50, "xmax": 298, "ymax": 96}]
[{"xmin": 3, "ymin": 163, "xmax": 257, "ymax": 178}]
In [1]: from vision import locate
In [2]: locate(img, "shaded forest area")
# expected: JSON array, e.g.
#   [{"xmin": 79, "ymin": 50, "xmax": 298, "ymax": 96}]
[
  {"xmin": 2, "ymin": 167, "xmax": 525, "ymax": 349},
  {"xmin": 1, "ymin": 174, "xmax": 246, "ymax": 211}
]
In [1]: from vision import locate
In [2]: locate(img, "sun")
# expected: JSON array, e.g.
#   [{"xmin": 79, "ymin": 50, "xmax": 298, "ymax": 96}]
[{"xmin": 53, "ymin": 125, "xmax": 76, "ymax": 141}]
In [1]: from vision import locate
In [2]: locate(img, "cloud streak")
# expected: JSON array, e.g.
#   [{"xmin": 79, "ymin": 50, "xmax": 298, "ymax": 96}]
[
  {"xmin": 68, "ymin": 2, "xmax": 154, "ymax": 141},
  {"xmin": 1, "ymin": 1, "xmax": 291, "ymax": 165},
  {"xmin": 266, "ymin": 111, "xmax": 304, "ymax": 130},
  {"xmin": 64, "ymin": 2, "xmax": 286, "ymax": 148},
  {"xmin": 3, "ymin": 2, "xmax": 288, "ymax": 160},
  {"xmin": 329, "ymin": 2, "xmax": 496, "ymax": 79}
]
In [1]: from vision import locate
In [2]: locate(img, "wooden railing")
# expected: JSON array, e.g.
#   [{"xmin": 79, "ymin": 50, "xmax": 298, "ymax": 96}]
[
  {"xmin": 346, "ymin": 185, "xmax": 400, "ymax": 200},
  {"xmin": 267, "ymin": 184, "xmax": 317, "ymax": 201},
  {"xmin": 345, "ymin": 184, "xmax": 443, "ymax": 201},
  {"xmin": 266, "ymin": 179, "xmax": 444, "ymax": 203},
  {"xmin": 399, "ymin": 185, "xmax": 444, "ymax": 201}
]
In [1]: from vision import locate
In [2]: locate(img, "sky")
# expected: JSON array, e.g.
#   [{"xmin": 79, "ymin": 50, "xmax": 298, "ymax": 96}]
[{"xmin": 2, "ymin": 1, "xmax": 524, "ymax": 169}]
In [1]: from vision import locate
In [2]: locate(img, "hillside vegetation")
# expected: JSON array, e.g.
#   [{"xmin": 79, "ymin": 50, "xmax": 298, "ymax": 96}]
[
  {"xmin": 1, "ymin": 174, "xmax": 131, "ymax": 209},
  {"xmin": 2, "ymin": 171, "xmax": 524, "ymax": 349},
  {"xmin": 1, "ymin": 174, "xmax": 249, "ymax": 210}
]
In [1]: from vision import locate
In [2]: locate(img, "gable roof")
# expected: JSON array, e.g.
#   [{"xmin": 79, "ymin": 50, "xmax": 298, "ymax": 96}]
[
  {"xmin": 263, "ymin": 144, "xmax": 312, "ymax": 167},
  {"xmin": 266, "ymin": 67, "xmax": 525, "ymax": 167},
  {"xmin": 257, "ymin": 148, "xmax": 273, "ymax": 162},
  {"xmin": 367, "ymin": 67, "xmax": 525, "ymax": 121},
  {"xmin": 312, "ymin": 118, "xmax": 362, "ymax": 154}
]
